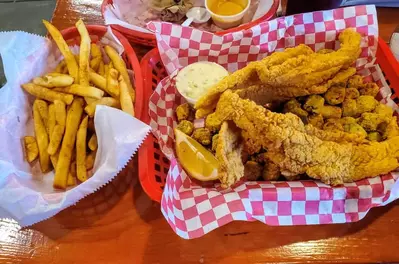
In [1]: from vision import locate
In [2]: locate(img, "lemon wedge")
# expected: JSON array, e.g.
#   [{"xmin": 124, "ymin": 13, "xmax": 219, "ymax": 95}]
[{"xmin": 174, "ymin": 128, "xmax": 219, "ymax": 181}]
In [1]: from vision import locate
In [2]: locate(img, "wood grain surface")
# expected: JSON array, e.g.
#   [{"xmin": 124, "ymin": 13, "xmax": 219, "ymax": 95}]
[{"xmin": 1, "ymin": 1, "xmax": 399, "ymax": 263}]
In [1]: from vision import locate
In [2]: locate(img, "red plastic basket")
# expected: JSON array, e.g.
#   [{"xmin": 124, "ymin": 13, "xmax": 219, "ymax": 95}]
[
  {"xmin": 101, "ymin": 0, "xmax": 280, "ymax": 47},
  {"xmin": 139, "ymin": 38, "xmax": 399, "ymax": 203},
  {"xmin": 60, "ymin": 25, "xmax": 144, "ymax": 119}
]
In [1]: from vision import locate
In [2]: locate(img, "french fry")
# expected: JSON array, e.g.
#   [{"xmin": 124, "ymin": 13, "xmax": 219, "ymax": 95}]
[
  {"xmin": 98, "ymin": 61, "xmax": 105, "ymax": 76},
  {"xmin": 54, "ymin": 100, "xmax": 66, "ymax": 127},
  {"xmin": 55, "ymin": 60, "xmax": 66, "ymax": 73},
  {"xmin": 22, "ymin": 83, "xmax": 74, "ymax": 105},
  {"xmin": 84, "ymin": 97, "xmax": 120, "ymax": 117},
  {"xmin": 84, "ymin": 97, "xmax": 96, "ymax": 105},
  {"xmin": 33, "ymin": 100, "xmax": 51, "ymax": 172},
  {"xmin": 50, "ymin": 149, "xmax": 59, "ymax": 170},
  {"xmin": 88, "ymin": 69, "xmax": 106, "ymax": 91},
  {"xmin": 67, "ymin": 161, "xmax": 77, "ymax": 186},
  {"xmin": 91, "ymin": 43, "xmax": 102, "ymax": 58},
  {"xmin": 104, "ymin": 64, "xmax": 109, "ymax": 78},
  {"xmin": 23, "ymin": 136, "xmax": 39, "ymax": 162},
  {"xmin": 54, "ymin": 84, "xmax": 104, "ymax": 99},
  {"xmin": 75, "ymin": 19, "xmax": 91, "ymax": 87},
  {"xmin": 48, "ymin": 103, "xmax": 56, "ymax": 141},
  {"xmin": 86, "ymin": 150, "xmax": 96, "ymax": 170},
  {"xmin": 43, "ymin": 20, "xmax": 79, "ymax": 82},
  {"xmin": 119, "ymin": 75, "xmax": 134, "ymax": 116},
  {"xmin": 90, "ymin": 56, "xmax": 102, "ymax": 72},
  {"xmin": 108, "ymin": 62, "xmax": 114, "ymax": 69},
  {"xmin": 33, "ymin": 74, "xmax": 74, "ymax": 88},
  {"xmin": 105, "ymin": 45, "xmax": 135, "ymax": 102},
  {"xmin": 76, "ymin": 116, "xmax": 88, "ymax": 182},
  {"xmin": 53, "ymin": 98, "xmax": 84, "ymax": 189},
  {"xmin": 106, "ymin": 68, "xmax": 120, "ymax": 98},
  {"xmin": 35, "ymin": 99, "xmax": 49, "ymax": 131},
  {"xmin": 48, "ymin": 125, "xmax": 64, "ymax": 155},
  {"xmin": 88, "ymin": 133, "xmax": 97, "ymax": 151}
]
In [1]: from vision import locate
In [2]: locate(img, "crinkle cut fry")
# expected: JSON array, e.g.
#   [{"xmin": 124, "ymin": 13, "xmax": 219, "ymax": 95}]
[{"xmin": 212, "ymin": 91, "xmax": 399, "ymax": 186}]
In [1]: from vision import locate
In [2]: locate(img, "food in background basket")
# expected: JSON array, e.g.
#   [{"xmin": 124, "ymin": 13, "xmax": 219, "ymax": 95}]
[
  {"xmin": 172, "ymin": 28, "xmax": 399, "ymax": 188},
  {"xmin": 20, "ymin": 20, "xmax": 135, "ymax": 189},
  {"xmin": 150, "ymin": 0, "xmax": 193, "ymax": 22}
]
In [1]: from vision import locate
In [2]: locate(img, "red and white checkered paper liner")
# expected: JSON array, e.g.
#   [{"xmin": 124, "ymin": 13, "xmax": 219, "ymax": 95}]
[{"xmin": 147, "ymin": 5, "xmax": 399, "ymax": 239}]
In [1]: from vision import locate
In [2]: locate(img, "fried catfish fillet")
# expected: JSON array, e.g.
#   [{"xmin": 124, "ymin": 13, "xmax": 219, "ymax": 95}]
[
  {"xmin": 212, "ymin": 91, "xmax": 399, "ymax": 187},
  {"xmin": 195, "ymin": 29, "xmax": 361, "ymax": 118},
  {"xmin": 215, "ymin": 121, "xmax": 245, "ymax": 188}
]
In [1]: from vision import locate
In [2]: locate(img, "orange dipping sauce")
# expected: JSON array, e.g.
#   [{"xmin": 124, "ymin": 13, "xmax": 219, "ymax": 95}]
[{"xmin": 208, "ymin": 0, "xmax": 248, "ymax": 16}]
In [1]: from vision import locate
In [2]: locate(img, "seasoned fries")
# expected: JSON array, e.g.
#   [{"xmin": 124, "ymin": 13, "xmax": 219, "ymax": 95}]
[
  {"xmin": 48, "ymin": 104, "xmax": 56, "ymax": 139},
  {"xmin": 76, "ymin": 19, "xmax": 91, "ymax": 87},
  {"xmin": 84, "ymin": 97, "xmax": 120, "ymax": 117},
  {"xmin": 76, "ymin": 116, "xmax": 88, "ymax": 182},
  {"xmin": 104, "ymin": 45, "xmax": 135, "ymax": 102},
  {"xmin": 54, "ymin": 84, "xmax": 104, "ymax": 99},
  {"xmin": 35, "ymin": 99, "xmax": 49, "ymax": 131},
  {"xmin": 21, "ymin": 20, "xmax": 136, "ymax": 189},
  {"xmin": 86, "ymin": 151, "xmax": 96, "ymax": 170},
  {"xmin": 119, "ymin": 75, "xmax": 134, "ymax": 116},
  {"xmin": 33, "ymin": 100, "xmax": 51, "ymax": 173},
  {"xmin": 88, "ymin": 134, "xmax": 98, "ymax": 151},
  {"xmin": 106, "ymin": 68, "xmax": 120, "ymax": 98},
  {"xmin": 89, "ymin": 69, "xmax": 107, "ymax": 91},
  {"xmin": 33, "ymin": 74, "xmax": 74, "ymax": 88},
  {"xmin": 43, "ymin": 20, "xmax": 79, "ymax": 81},
  {"xmin": 22, "ymin": 83, "xmax": 74, "ymax": 105},
  {"xmin": 24, "ymin": 136, "xmax": 39, "ymax": 163},
  {"xmin": 53, "ymin": 98, "xmax": 84, "ymax": 189}
]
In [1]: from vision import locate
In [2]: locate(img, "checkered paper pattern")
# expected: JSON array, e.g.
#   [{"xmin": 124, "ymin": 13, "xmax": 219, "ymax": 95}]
[{"xmin": 147, "ymin": 5, "xmax": 399, "ymax": 239}]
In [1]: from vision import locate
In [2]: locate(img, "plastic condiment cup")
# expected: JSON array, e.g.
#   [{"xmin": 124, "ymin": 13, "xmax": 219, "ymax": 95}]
[
  {"xmin": 175, "ymin": 62, "xmax": 229, "ymax": 106},
  {"xmin": 205, "ymin": 0, "xmax": 251, "ymax": 29}
]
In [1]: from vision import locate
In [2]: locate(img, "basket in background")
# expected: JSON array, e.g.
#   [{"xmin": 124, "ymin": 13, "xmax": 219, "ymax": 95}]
[
  {"xmin": 139, "ymin": 39, "xmax": 399, "ymax": 203},
  {"xmin": 101, "ymin": 0, "xmax": 280, "ymax": 47},
  {"xmin": 60, "ymin": 25, "xmax": 144, "ymax": 119}
]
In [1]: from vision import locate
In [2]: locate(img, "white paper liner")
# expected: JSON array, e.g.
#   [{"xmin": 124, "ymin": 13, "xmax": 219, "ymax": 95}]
[{"xmin": 0, "ymin": 30, "xmax": 151, "ymax": 227}]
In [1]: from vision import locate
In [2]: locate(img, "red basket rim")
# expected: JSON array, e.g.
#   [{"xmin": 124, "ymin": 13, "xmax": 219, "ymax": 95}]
[
  {"xmin": 59, "ymin": 24, "xmax": 144, "ymax": 120},
  {"xmin": 100, "ymin": 0, "xmax": 279, "ymax": 41}
]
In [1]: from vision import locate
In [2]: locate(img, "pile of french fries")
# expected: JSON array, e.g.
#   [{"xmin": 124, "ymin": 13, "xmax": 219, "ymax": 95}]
[{"xmin": 21, "ymin": 19, "xmax": 135, "ymax": 189}]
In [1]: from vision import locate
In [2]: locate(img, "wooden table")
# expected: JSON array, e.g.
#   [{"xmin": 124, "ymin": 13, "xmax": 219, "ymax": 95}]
[{"xmin": 1, "ymin": 2, "xmax": 399, "ymax": 264}]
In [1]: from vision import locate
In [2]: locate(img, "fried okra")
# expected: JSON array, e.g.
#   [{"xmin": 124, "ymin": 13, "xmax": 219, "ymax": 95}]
[
  {"xmin": 348, "ymin": 75, "xmax": 364, "ymax": 88},
  {"xmin": 308, "ymin": 114, "xmax": 324, "ymax": 129},
  {"xmin": 356, "ymin": 95, "xmax": 378, "ymax": 114},
  {"xmin": 304, "ymin": 95, "xmax": 325, "ymax": 113},
  {"xmin": 262, "ymin": 161, "xmax": 280, "ymax": 181},
  {"xmin": 324, "ymin": 85, "xmax": 346, "ymax": 105},
  {"xmin": 343, "ymin": 123, "xmax": 367, "ymax": 138},
  {"xmin": 345, "ymin": 88, "xmax": 360, "ymax": 100},
  {"xmin": 317, "ymin": 105, "xmax": 342, "ymax": 119},
  {"xmin": 283, "ymin": 99, "xmax": 308, "ymax": 121},
  {"xmin": 176, "ymin": 103, "xmax": 191, "ymax": 121},
  {"xmin": 244, "ymin": 161, "xmax": 263, "ymax": 181},
  {"xmin": 342, "ymin": 99, "xmax": 358, "ymax": 117},
  {"xmin": 359, "ymin": 82, "xmax": 379, "ymax": 97},
  {"xmin": 176, "ymin": 120, "xmax": 194, "ymax": 135},
  {"xmin": 367, "ymin": 131, "xmax": 382, "ymax": 142},
  {"xmin": 205, "ymin": 113, "xmax": 222, "ymax": 133},
  {"xmin": 323, "ymin": 119, "xmax": 344, "ymax": 131},
  {"xmin": 192, "ymin": 128, "xmax": 212, "ymax": 146}
]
